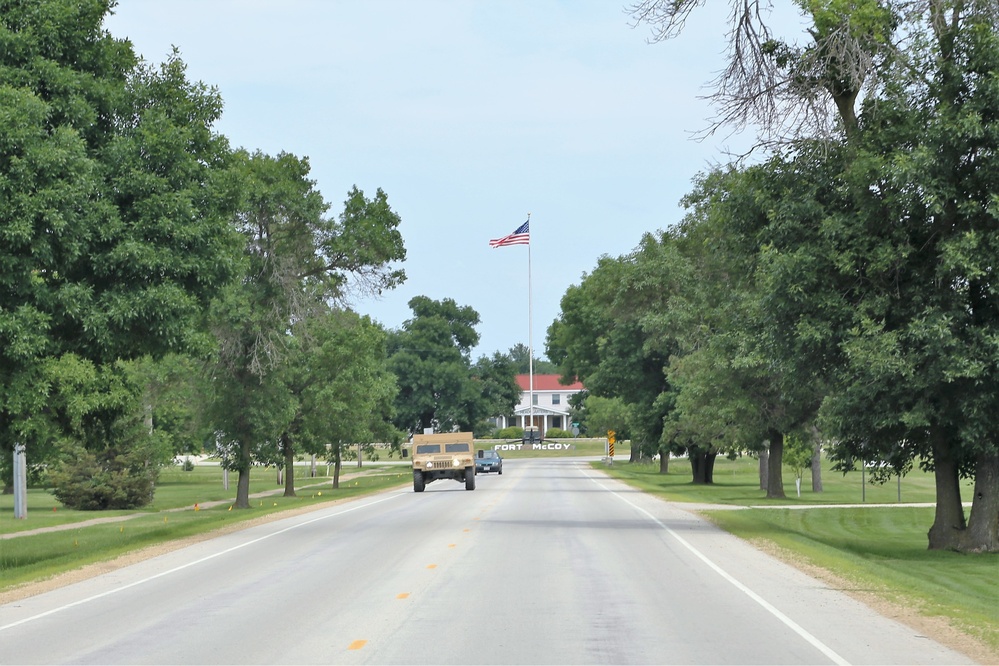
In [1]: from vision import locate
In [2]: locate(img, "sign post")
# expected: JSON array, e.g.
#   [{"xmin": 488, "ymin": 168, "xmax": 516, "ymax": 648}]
[
  {"xmin": 606, "ymin": 430, "xmax": 616, "ymax": 465},
  {"xmin": 14, "ymin": 443, "xmax": 27, "ymax": 519}
]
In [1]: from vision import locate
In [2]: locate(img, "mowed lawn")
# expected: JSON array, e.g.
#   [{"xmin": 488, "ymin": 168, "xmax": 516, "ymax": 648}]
[{"xmin": 598, "ymin": 455, "xmax": 998, "ymax": 660}]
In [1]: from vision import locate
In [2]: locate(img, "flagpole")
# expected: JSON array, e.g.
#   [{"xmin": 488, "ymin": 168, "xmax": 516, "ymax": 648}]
[{"xmin": 527, "ymin": 213, "xmax": 534, "ymax": 436}]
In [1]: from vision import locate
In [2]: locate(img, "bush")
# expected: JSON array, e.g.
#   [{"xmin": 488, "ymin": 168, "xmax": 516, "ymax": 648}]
[
  {"xmin": 494, "ymin": 426, "xmax": 524, "ymax": 440},
  {"xmin": 50, "ymin": 446, "xmax": 160, "ymax": 510},
  {"xmin": 181, "ymin": 457, "xmax": 195, "ymax": 471},
  {"xmin": 545, "ymin": 428, "xmax": 574, "ymax": 439},
  {"xmin": 49, "ymin": 420, "xmax": 169, "ymax": 511}
]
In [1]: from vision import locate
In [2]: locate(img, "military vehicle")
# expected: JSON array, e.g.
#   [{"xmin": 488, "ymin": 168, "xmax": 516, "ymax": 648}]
[{"xmin": 408, "ymin": 432, "xmax": 476, "ymax": 492}]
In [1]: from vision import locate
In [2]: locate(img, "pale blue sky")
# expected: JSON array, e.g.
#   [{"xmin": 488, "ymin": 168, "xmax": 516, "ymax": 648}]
[{"xmin": 103, "ymin": 1, "xmax": 806, "ymax": 360}]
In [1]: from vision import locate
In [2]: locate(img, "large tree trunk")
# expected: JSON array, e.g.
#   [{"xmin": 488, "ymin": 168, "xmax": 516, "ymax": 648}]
[
  {"xmin": 958, "ymin": 451, "xmax": 999, "ymax": 553},
  {"xmin": 766, "ymin": 430, "xmax": 786, "ymax": 499},
  {"xmin": 703, "ymin": 452, "xmax": 716, "ymax": 484},
  {"xmin": 808, "ymin": 426, "xmax": 824, "ymax": 493},
  {"xmin": 283, "ymin": 434, "xmax": 296, "ymax": 497},
  {"xmin": 332, "ymin": 444, "xmax": 342, "ymax": 490},
  {"xmin": 811, "ymin": 439, "xmax": 823, "ymax": 493},
  {"xmin": 689, "ymin": 450, "xmax": 717, "ymax": 484},
  {"xmin": 659, "ymin": 449, "xmax": 669, "ymax": 474},
  {"xmin": 234, "ymin": 438, "xmax": 252, "ymax": 509},
  {"xmin": 759, "ymin": 446, "xmax": 769, "ymax": 490},
  {"xmin": 690, "ymin": 451, "xmax": 705, "ymax": 483},
  {"xmin": 235, "ymin": 467, "xmax": 251, "ymax": 509},
  {"xmin": 927, "ymin": 428, "xmax": 966, "ymax": 550}
]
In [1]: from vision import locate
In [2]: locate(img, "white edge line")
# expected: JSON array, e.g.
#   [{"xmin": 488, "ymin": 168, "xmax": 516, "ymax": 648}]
[
  {"xmin": 1, "ymin": 491, "xmax": 406, "ymax": 632},
  {"xmin": 588, "ymin": 474, "xmax": 850, "ymax": 666}
]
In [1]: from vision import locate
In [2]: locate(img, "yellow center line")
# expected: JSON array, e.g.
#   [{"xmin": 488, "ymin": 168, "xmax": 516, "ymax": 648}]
[
  {"xmin": 348, "ymin": 640, "xmax": 367, "ymax": 651},
  {"xmin": 397, "ymin": 592, "xmax": 410, "ymax": 599},
  {"xmin": 427, "ymin": 563, "xmax": 437, "ymax": 569}
]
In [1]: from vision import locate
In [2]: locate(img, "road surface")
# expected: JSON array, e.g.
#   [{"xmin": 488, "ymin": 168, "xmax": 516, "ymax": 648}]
[{"xmin": 0, "ymin": 459, "xmax": 973, "ymax": 664}]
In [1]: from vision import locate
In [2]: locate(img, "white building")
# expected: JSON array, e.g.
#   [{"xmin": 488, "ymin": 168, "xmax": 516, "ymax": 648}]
[{"xmin": 491, "ymin": 374, "xmax": 585, "ymax": 437}]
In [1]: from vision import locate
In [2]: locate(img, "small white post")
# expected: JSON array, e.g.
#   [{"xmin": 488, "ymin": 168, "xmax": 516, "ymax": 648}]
[{"xmin": 14, "ymin": 443, "xmax": 27, "ymax": 519}]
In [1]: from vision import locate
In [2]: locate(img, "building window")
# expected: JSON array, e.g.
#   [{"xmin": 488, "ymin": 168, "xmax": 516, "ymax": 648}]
[
  {"xmin": 552, "ymin": 416, "xmax": 563, "ymax": 429},
  {"xmin": 532, "ymin": 394, "xmax": 539, "ymax": 405},
  {"xmin": 552, "ymin": 394, "xmax": 561, "ymax": 405}
]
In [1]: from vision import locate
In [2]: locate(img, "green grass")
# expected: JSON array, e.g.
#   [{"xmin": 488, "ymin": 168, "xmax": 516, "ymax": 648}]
[
  {"xmin": 0, "ymin": 464, "xmax": 398, "ymax": 536},
  {"xmin": 0, "ymin": 464, "xmax": 412, "ymax": 590},
  {"xmin": 601, "ymin": 454, "xmax": 946, "ymax": 505},
  {"xmin": 598, "ymin": 456, "xmax": 998, "ymax": 657}
]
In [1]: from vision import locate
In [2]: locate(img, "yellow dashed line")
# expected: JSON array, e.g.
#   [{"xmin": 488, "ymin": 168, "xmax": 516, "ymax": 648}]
[
  {"xmin": 448, "ymin": 543, "xmax": 456, "ymax": 548},
  {"xmin": 348, "ymin": 640, "xmax": 367, "ymax": 651},
  {"xmin": 427, "ymin": 563, "xmax": 437, "ymax": 569},
  {"xmin": 397, "ymin": 592, "xmax": 410, "ymax": 599}
]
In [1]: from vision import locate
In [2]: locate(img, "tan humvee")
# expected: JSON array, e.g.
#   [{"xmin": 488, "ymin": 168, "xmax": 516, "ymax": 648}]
[{"xmin": 408, "ymin": 432, "xmax": 476, "ymax": 492}]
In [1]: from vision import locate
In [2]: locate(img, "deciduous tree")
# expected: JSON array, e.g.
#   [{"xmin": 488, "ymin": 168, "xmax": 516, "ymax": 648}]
[
  {"xmin": 211, "ymin": 150, "xmax": 405, "ymax": 508},
  {"xmin": 470, "ymin": 353, "xmax": 521, "ymax": 437},
  {"xmin": 388, "ymin": 297, "xmax": 487, "ymax": 435},
  {"xmin": 1, "ymin": 0, "xmax": 240, "ymax": 498},
  {"xmin": 546, "ymin": 255, "xmax": 672, "ymax": 465},
  {"xmin": 632, "ymin": 0, "xmax": 999, "ymax": 550},
  {"xmin": 281, "ymin": 310, "xmax": 399, "ymax": 493}
]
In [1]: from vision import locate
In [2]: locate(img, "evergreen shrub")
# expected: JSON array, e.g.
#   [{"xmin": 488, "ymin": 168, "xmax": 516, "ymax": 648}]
[{"xmin": 50, "ymin": 444, "xmax": 162, "ymax": 510}]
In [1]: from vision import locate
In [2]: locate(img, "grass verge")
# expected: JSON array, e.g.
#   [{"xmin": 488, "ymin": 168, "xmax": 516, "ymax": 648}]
[
  {"xmin": 0, "ymin": 465, "xmax": 411, "ymax": 592},
  {"xmin": 597, "ymin": 457, "xmax": 998, "ymax": 661}
]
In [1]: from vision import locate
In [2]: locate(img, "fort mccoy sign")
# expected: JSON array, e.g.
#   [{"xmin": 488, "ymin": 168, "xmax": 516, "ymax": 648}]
[
  {"xmin": 492, "ymin": 442, "xmax": 573, "ymax": 451},
  {"xmin": 484, "ymin": 437, "xmax": 620, "ymax": 457}
]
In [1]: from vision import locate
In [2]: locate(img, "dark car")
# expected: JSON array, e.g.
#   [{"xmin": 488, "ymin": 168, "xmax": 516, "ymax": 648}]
[{"xmin": 475, "ymin": 449, "xmax": 503, "ymax": 474}]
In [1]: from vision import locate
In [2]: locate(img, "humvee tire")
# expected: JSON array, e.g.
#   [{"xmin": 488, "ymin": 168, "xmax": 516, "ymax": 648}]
[
  {"xmin": 414, "ymin": 470, "xmax": 426, "ymax": 493},
  {"xmin": 464, "ymin": 466, "xmax": 475, "ymax": 491}
]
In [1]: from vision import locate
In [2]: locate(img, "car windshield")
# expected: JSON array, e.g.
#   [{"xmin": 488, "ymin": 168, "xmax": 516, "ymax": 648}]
[
  {"xmin": 445, "ymin": 443, "xmax": 470, "ymax": 453},
  {"xmin": 483, "ymin": 451, "xmax": 498, "ymax": 459},
  {"xmin": 416, "ymin": 444, "xmax": 441, "ymax": 454}
]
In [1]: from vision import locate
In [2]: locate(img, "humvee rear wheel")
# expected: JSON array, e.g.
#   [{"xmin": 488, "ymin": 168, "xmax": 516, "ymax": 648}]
[
  {"xmin": 413, "ymin": 470, "xmax": 425, "ymax": 493},
  {"xmin": 464, "ymin": 466, "xmax": 475, "ymax": 491}
]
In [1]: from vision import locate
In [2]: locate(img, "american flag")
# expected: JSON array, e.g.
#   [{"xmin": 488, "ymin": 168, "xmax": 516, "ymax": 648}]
[{"xmin": 489, "ymin": 220, "xmax": 530, "ymax": 248}]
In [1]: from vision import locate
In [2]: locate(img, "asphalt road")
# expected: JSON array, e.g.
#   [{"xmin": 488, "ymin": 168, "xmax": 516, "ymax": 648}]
[{"xmin": 0, "ymin": 459, "xmax": 973, "ymax": 665}]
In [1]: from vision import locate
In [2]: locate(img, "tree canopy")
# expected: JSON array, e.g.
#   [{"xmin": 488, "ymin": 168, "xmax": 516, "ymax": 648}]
[
  {"xmin": 388, "ymin": 297, "xmax": 519, "ymax": 437},
  {"xmin": 210, "ymin": 150, "xmax": 406, "ymax": 508},
  {"xmin": 548, "ymin": 0, "xmax": 999, "ymax": 551},
  {"xmin": 1, "ymin": 0, "xmax": 240, "ymax": 498}
]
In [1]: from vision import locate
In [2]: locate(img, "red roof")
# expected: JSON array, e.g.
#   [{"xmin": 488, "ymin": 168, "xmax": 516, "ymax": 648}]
[{"xmin": 515, "ymin": 374, "xmax": 584, "ymax": 391}]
